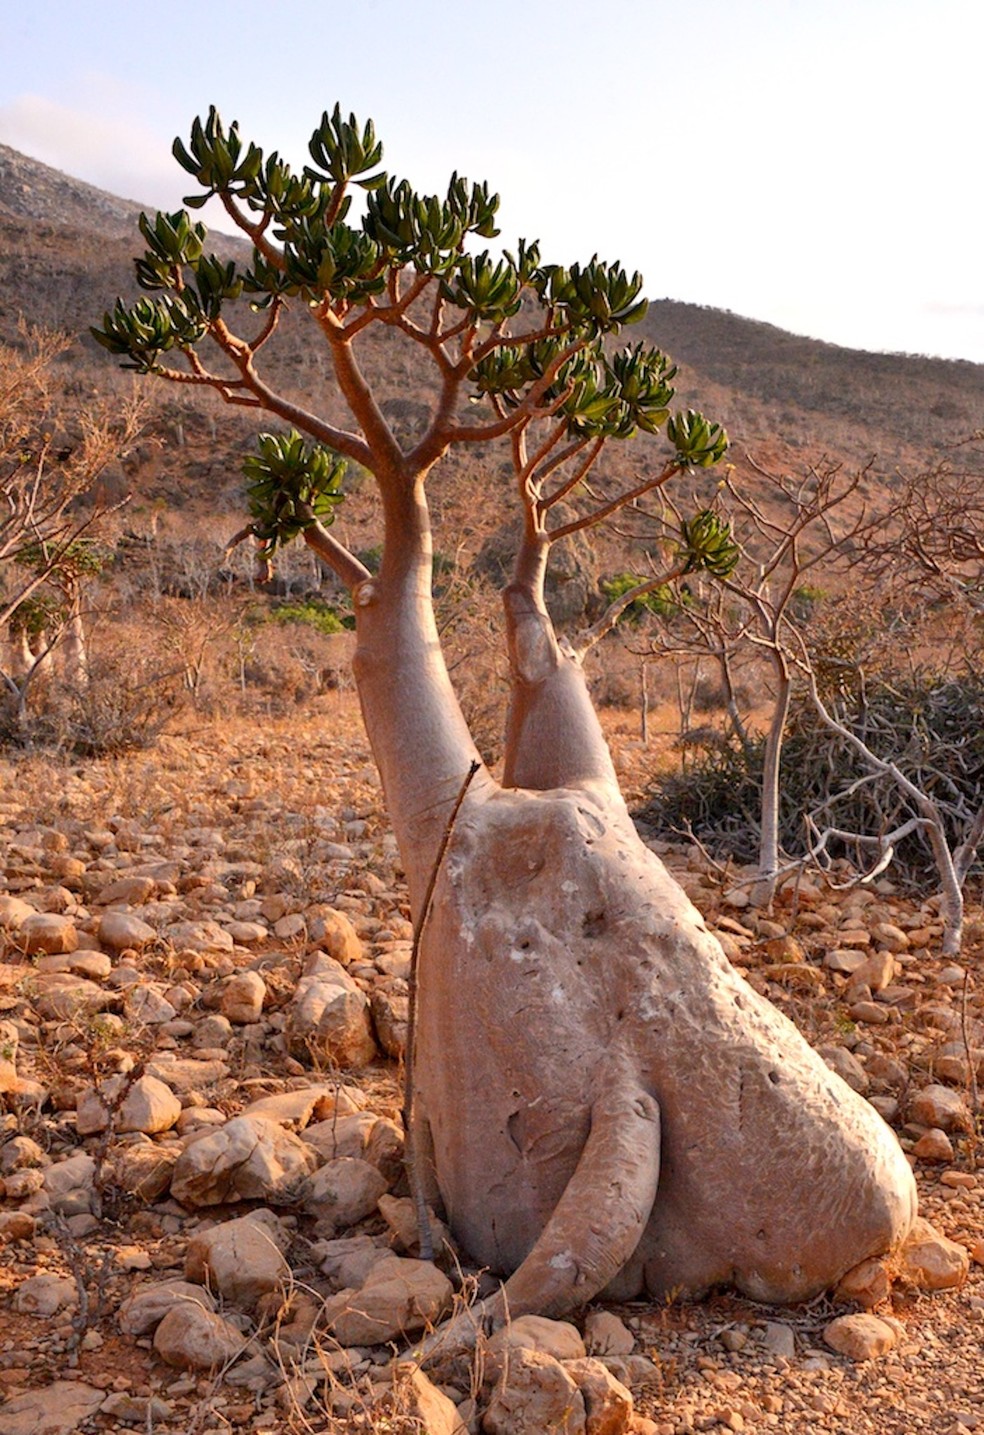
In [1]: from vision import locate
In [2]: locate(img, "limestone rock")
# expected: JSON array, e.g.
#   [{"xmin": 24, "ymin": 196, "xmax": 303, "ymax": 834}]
[
  {"xmin": 184, "ymin": 1208, "xmax": 290, "ymax": 1310},
  {"xmin": 286, "ymin": 952, "xmax": 378, "ymax": 1068},
  {"xmin": 118, "ymin": 1280, "xmax": 218, "ymax": 1336},
  {"xmin": 76, "ymin": 1075, "xmax": 181, "ymax": 1136},
  {"xmin": 32, "ymin": 973, "xmax": 111, "ymax": 1021},
  {"xmin": 0, "ymin": 895, "xmax": 36, "ymax": 930},
  {"xmin": 908, "ymin": 1084, "xmax": 972, "ymax": 1133},
  {"xmin": 153, "ymin": 1302, "xmax": 247, "ymax": 1370},
  {"xmin": 0, "ymin": 1020, "xmax": 18, "ymax": 1095},
  {"xmin": 242, "ymin": 1083, "xmax": 366, "ymax": 1128},
  {"xmin": 565, "ymin": 1358, "xmax": 635, "ymax": 1435},
  {"xmin": 0, "ymin": 1380, "xmax": 104, "ymax": 1435},
  {"xmin": 96, "ymin": 875, "xmax": 156, "ymax": 906},
  {"xmin": 898, "ymin": 1217, "xmax": 969, "ymax": 1291},
  {"xmin": 378, "ymin": 1193, "xmax": 450, "ymax": 1256},
  {"xmin": 818, "ymin": 1045, "xmax": 868, "ymax": 1094},
  {"xmin": 488, "ymin": 1314, "xmax": 587, "ymax": 1361},
  {"xmin": 911, "ymin": 1128, "xmax": 954, "ymax": 1163},
  {"xmin": 323, "ymin": 1255, "xmax": 452, "ymax": 1344},
  {"xmin": 834, "ymin": 1256, "xmax": 891, "ymax": 1309},
  {"xmin": 220, "ymin": 970, "xmax": 266, "ymax": 1024},
  {"xmin": 303, "ymin": 1110, "xmax": 378, "ymax": 1162},
  {"xmin": 105, "ymin": 1140, "xmax": 178, "ymax": 1201},
  {"xmin": 308, "ymin": 906, "xmax": 363, "ymax": 963},
  {"xmin": 166, "ymin": 919, "xmax": 234, "ymax": 953},
  {"xmin": 318, "ymin": 1234, "xmax": 393, "ymax": 1289},
  {"xmin": 371, "ymin": 987, "xmax": 408, "ymax": 1059},
  {"xmin": 99, "ymin": 910, "xmax": 156, "ymax": 952},
  {"xmin": 21, "ymin": 913, "xmax": 78, "ymax": 955},
  {"xmin": 483, "ymin": 1348, "xmax": 587, "ymax": 1435},
  {"xmin": 823, "ymin": 1313, "xmax": 897, "ymax": 1360},
  {"xmin": 379, "ymin": 1367, "xmax": 466, "ymax": 1435},
  {"xmin": 13, "ymin": 1273, "xmax": 78, "ymax": 1317},
  {"xmin": 583, "ymin": 1311, "xmax": 635, "ymax": 1358},
  {"xmin": 301, "ymin": 1155, "xmax": 388, "ymax": 1232},
  {"xmin": 170, "ymin": 1114, "xmax": 319, "ymax": 1207}
]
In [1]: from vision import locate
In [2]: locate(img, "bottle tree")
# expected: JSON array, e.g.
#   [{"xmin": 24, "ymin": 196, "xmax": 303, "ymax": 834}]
[{"xmin": 95, "ymin": 106, "xmax": 915, "ymax": 1327}]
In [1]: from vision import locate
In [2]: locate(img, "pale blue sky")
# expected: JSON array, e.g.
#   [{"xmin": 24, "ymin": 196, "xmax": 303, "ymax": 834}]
[{"xmin": 2, "ymin": 0, "xmax": 983, "ymax": 362}]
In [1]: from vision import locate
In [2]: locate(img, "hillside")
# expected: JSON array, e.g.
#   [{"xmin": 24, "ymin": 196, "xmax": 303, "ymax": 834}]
[{"xmin": 2, "ymin": 144, "xmax": 983, "ymax": 489}]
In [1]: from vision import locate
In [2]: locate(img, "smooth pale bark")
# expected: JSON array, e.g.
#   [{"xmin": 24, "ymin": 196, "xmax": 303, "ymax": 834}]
[
  {"xmin": 348, "ymin": 480, "xmax": 491, "ymax": 913},
  {"xmin": 402, "ymin": 521, "xmax": 916, "ymax": 1326}
]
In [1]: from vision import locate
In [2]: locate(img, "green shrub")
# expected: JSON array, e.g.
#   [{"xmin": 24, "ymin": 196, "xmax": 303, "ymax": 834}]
[{"xmin": 269, "ymin": 600, "xmax": 351, "ymax": 634}]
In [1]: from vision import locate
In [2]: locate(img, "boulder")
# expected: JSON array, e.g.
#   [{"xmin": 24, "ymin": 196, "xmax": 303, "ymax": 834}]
[
  {"xmin": 286, "ymin": 953, "xmax": 377, "ymax": 1068},
  {"xmin": 118, "ymin": 1280, "xmax": 218, "ymax": 1337},
  {"xmin": 153, "ymin": 1303, "xmax": 247, "ymax": 1370},
  {"xmin": 184, "ymin": 1209, "xmax": 290, "ymax": 1310},
  {"xmin": 301, "ymin": 1156, "xmax": 389, "ymax": 1232},
  {"xmin": 323, "ymin": 1255, "xmax": 452, "ymax": 1345},
  {"xmin": 20, "ymin": 913, "xmax": 78, "ymax": 955},
  {"xmin": 99, "ymin": 910, "xmax": 156, "ymax": 952},
  {"xmin": 483, "ymin": 1348, "xmax": 587, "ymax": 1435},
  {"xmin": 220, "ymin": 970, "xmax": 266, "ymax": 1024},
  {"xmin": 823, "ymin": 1313, "xmax": 897, "ymax": 1360},
  {"xmin": 170, "ymin": 1114, "xmax": 319, "ymax": 1207}
]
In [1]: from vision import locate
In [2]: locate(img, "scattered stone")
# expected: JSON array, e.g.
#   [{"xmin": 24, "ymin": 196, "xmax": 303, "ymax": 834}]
[
  {"xmin": 239, "ymin": 1086, "xmax": 363, "ymax": 1134},
  {"xmin": 170, "ymin": 1114, "xmax": 319, "ymax": 1207},
  {"xmin": 308, "ymin": 906, "xmax": 363, "ymax": 963},
  {"xmin": 0, "ymin": 1381, "xmax": 104, "ymax": 1435},
  {"xmin": 184, "ymin": 1208, "xmax": 290, "ymax": 1310},
  {"xmin": 323, "ymin": 1255, "xmax": 452, "ymax": 1344},
  {"xmin": 98, "ymin": 910, "xmax": 156, "ymax": 952},
  {"xmin": 153, "ymin": 1302, "xmax": 248, "ymax": 1370},
  {"xmin": 489, "ymin": 1315, "xmax": 587, "ymax": 1361},
  {"xmin": 76, "ymin": 1074, "xmax": 181, "ymax": 1135},
  {"xmin": 908, "ymin": 1085, "xmax": 972, "ymax": 1133},
  {"xmin": 583, "ymin": 1310, "xmax": 635, "ymax": 1358},
  {"xmin": 912, "ymin": 1128, "xmax": 955, "ymax": 1163},
  {"xmin": 20, "ymin": 912, "xmax": 78, "ymax": 955},
  {"xmin": 287, "ymin": 952, "xmax": 378, "ymax": 1068},
  {"xmin": 378, "ymin": 1367, "xmax": 465, "ymax": 1435},
  {"xmin": 565, "ymin": 1357, "xmax": 635, "ymax": 1435},
  {"xmin": 834, "ymin": 1256, "xmax": 892, "ymax": 1308},
  {"xmin": 378, "ymin": 1192, "xmax": 449, "ymax": 1256},
  {"xmin": 13, "ymin": 1273, "xmax": 78, "ymax": 1318},
  {"xmin": 483, "ymin": 1348, "xmax": 587, "ymax": 1435},
  {"xmin": 118, "ymin": 1280, "xmax": 218, "ymax": 1337},
  {"xmin": 898, "ymin": 1217, "xmax": 970, "ymax": 1291},
  {"xmin": 823, "ymin": 1313, "xmax": 897, "ymax": 1360},
  {"xmin": 219, "ymin": 970, "xmax": 266, "ymax": 1024},
  {"xmin": 302, "ymin": 1155, "xmax": 389, "ymax": 1232},
  {"xmin": 818, "ymin": 1044, "xmax": 869, "ymax": 1094}
]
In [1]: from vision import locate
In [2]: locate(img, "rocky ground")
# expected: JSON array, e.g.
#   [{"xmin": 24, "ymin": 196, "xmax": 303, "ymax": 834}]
[{"xmin": 0, "ymin": 695, "xmax": 981, "ymax": 1435}]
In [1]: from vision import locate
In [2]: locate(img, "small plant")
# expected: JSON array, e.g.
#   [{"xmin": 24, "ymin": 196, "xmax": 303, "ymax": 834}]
[
  {"xmin": 269, "ymin": 599, "xmax": 351, "ymax": 635},
  {"xmin": 600, "ymin": 572, "xmax": 688, "ymax": 621}
]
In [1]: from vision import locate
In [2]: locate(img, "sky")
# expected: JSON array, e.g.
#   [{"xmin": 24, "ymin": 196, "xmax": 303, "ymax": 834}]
[{"xmin": 2, "ymin": 0, "xmax": 983, "ymax": 364}]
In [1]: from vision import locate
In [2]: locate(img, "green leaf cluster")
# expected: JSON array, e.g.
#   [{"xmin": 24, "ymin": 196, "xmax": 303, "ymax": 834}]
[
  {"xmin": 667, "ymin": 410, "xmax": 729, "ymax": 468},
  {"xmin": 678, "ymin": 510, "xmax": 740, "ymax": 577},
  {"xmin": 243, "ymin": 430, "xmax": 346, "ymax": 550}
]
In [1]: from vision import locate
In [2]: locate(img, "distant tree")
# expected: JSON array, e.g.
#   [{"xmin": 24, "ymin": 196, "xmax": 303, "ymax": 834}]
[
  {"xmin": 0, "ymin": 328, "xmax": 139, "ymax": 717},
  {"xmin": 94, "ymin": 106, "xmax": 915, "ymax": 1335}
]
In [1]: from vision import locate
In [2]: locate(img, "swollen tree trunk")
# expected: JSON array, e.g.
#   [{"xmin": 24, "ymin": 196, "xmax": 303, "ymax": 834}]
[
  {"xmin": 347, "ymin": 479, "xmax": 490, "ymax": 912},
  {"xmin": 398, "ymin": 525, "xmax": 916, "ymax": 1333}
]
